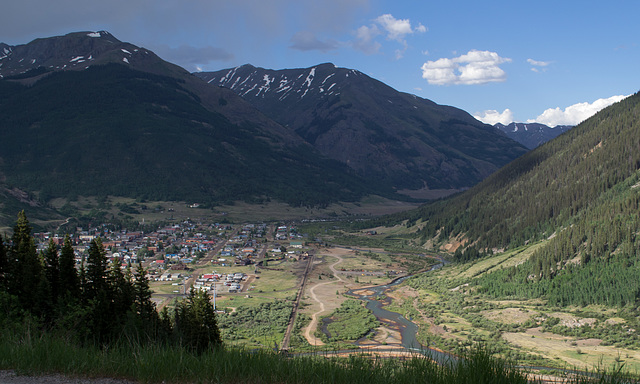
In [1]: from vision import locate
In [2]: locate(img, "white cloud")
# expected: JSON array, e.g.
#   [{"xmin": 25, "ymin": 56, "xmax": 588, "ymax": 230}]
[
  {"xmin": 352, "ymin": 24, "xmax": 382, "ymax": 54},
  {"xmin": 375, "ymin": 14, "xmax": 412, "ymax": 41},
  {"xmin": 353, "ymin": 14, "xmax": 426, "ymax": 57},
  {"xmin": 528, "ymin": 95, "xmax": 630, "ymax": 126},
  {"xmin": 527, "ymin": 58, "xmax": 551, "ymax": 73},
  {"xmin": 527, "ymin": 58, "xmax": 550, "ymax": 67},
  {"xmin": 421, "ymin": 50, "xmax": 511, "ymax": 85},
  {"xmin": 474, "ymin": 109, "xmax": 514, "ymax": 125}
]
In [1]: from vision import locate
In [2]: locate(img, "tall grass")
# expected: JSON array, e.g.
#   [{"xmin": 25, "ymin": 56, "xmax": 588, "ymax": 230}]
[{"xmin": 0, "ymin": 326, "xmax": 634, "ymax": 383}]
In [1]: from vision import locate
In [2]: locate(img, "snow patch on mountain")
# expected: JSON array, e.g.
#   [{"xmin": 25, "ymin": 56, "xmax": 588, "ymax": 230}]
[
  {"xmin": 304, "ymin": 68, "xmax": 315, "ymax": 88},
  {"xmin": 0, "ymin": 47, "xmax": 11, "ymax": 60},
  {"xmin": 256, "ymin": 74, "xmax": 274, "ymax": 96}
]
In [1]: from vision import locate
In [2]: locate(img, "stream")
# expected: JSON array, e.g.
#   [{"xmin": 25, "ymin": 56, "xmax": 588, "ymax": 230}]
[{"xmin": 345, "ymin": 257, "xmax": 455, "ymax": 364}]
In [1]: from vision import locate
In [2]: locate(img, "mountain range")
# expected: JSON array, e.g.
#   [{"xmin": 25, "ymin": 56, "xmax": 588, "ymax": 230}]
[
  {"xmin": 0, "ymin": 31, "xmax": 529, "ymax": 227},
  {"xmin": 495, "ymin": 122, "xmax": 573, "ymax": 149},
  {"xmin": 195, "ymin": 64, "xmax": 527, "ymax": 192}
]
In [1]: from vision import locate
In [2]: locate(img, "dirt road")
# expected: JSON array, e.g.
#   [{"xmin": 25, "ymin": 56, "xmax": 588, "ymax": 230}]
[{"xmin": 302, "ymin": 249, "xmax": 349, "ymax": 346}]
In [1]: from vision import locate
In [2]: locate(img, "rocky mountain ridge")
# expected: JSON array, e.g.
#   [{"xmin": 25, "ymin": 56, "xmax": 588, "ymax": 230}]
[
  {"xmin": 196, "ymin": 64, "xmax": 528, "ymax": 191},
  {"xmin": 495, "ymin": 122, "xmax": 573, "ymax": 149}
]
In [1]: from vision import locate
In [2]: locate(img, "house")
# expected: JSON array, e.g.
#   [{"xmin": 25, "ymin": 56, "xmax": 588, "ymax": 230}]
[{"xmin": 290, "ymin": 241, "xmax": 303, "ymax": 249}]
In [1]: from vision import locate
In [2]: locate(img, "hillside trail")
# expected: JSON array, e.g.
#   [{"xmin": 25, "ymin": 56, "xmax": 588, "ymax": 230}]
[{"xmin": 302, "ymin": 251, "xmax": 347, "ymax": 346}]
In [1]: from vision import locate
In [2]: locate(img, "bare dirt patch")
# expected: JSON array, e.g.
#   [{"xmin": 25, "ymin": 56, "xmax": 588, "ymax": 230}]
[
  {"xmin": 302, "ymin": 249, "xmax": 354, "ymax": 346},
  {"xmin": 547, "ymin": 312, "xmax": 597, "ymax": 328},
  {"xmin": 481, "ymin": 308, "xmax": 539, "ymax": 325},
  {"xmin": 500, "ymin": 327, "xmax": 640, "ymax": 370}
]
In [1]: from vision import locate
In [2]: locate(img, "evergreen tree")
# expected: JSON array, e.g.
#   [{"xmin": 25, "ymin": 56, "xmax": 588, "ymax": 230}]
[
  {"xmin": 58, "ymin": 234, "xmax": 79, "ymax": 299},
  {"xmin": 173, "ymin": 288, "xmax": 222, "ymax": 353},
  {"xmin": 7, "ymin": 211, "xmax": 46, "ymax": 314},
  {"xmin": 133, "ymin": 263, "xmax": 156, "ymax": 322},
  {"xmin": 84, "ymin": 238, "xmax": 109, "ymax": 302},
  {"xmin": 84, "ymin": 238, "xmax": 113, "ymax": 344},
  {"xmin": 108, "ymin": 257, "xmax": 133, "ymax": 322},
  {"xmin": 43, "ymin": 239, "xmax": 60, "ymax": 304}
]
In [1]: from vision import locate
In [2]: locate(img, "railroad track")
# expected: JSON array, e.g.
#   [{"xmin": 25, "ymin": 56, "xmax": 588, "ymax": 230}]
[{"xmin": 280, "ymin": 253, "xmax": 314, "ymax": 351}]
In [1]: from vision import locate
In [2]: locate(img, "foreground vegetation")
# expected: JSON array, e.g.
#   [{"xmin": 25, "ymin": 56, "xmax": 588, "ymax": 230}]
[{"xmin": 2, "ymin": 325, "xmax": 634, "ymax": 384}]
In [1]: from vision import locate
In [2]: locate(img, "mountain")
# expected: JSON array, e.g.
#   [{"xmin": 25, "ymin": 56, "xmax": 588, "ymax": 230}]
[
  {"xmin": 0, "ymin": 31, "xmax": 306, "ymax": 147},
  {"xmin": 407, "ymin": 92, "xmax": 640, "ymax": 251},
  {"xmin": 495, "ymin": 122, "xmax": 573, "ymax": 149},
  {"xmin": 374, "ymin": 92, "xmax": 640, "ymax": 307},
  {"xmin": 195, "ymin": 64, "xmax": 528, "ymax": 193},
  {"xmin": 0, "ymin": 32, "xmax": 387, "ymax": 214}
]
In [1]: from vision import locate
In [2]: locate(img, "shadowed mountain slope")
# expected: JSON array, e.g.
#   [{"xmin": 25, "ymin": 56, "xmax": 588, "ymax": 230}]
[{"xmin": 196, "ymin": 64, "xmax": 528, "ymax": 192}]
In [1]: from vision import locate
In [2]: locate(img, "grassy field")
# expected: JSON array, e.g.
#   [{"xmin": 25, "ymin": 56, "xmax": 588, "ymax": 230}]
[
  {"xmin": 382, "ymin": 243, "xmax": 640, "ymax": 374},
  {"xmin": 45, "ymin": 194, "xmax": 422, "ymax": 228}
]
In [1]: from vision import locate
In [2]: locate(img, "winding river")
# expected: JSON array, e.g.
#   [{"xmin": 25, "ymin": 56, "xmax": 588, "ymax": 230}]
[{"xmin": 346, "ymin": 257, "xmax": 455, "ymax": 364}]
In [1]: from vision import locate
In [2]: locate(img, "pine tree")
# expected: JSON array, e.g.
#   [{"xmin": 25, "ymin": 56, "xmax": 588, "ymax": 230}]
[
  {"xmin": 84, "ymin": 238, "xmax": 113, "ymax": 344},
  {"xmin": 174, "ymin": 288, "xmax": 222, "ymax": 353},
  {"xmin": 133, "ymin": 263, "xmax": 156, "ymax": 322},
  {"xmin": 108, "ymin": 257, "xmax": 132, "ymax": 321},
  {"xmin": 58, "ymin": 234, "xmax": 79, "ymax": 298},
  {"xmin": 43, "ymin": 239, "xmax": 60, "ymax": 304},
  {"xmin": 7, "ymin": 211, "xmax": 46, "ymax": 313},
  {"xmin": 84, "ymin": 238, "xmax": 109, "ymax": 302}
]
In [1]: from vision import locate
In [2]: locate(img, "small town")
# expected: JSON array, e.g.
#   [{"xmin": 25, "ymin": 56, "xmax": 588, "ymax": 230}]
[{"xmin": 31, "ymin": 220, "xmax": 312, "ymax": 308}]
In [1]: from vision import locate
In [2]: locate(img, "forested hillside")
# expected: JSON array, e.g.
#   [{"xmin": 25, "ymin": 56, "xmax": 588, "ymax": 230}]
[
  {"xmin": 384, "ymin": 92, "xmax": 640, "ymax": 307},
  {"xmin": 408, "ymin": 92, "xmax": 640, "ymax": 249}
]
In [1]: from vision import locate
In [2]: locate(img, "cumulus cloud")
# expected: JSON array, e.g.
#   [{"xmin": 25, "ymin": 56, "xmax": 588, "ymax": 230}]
[
  {"xmin": 352, "ymin": 25, "xmax": 382, "ymax": 54},
  {"xmin": 474, "ymin": 109, "xmax": 514, "ymax": 125},
  {"xmin": 527, "ymin": 58, "xmax": 551, "ymax": 73},
  {"xmin": 353, "ymin": 14, "xmax": 426, "ymax": 57},
  {"xmin": 375, "ymin": 14, "xmax": 419, "ymax": 41},
  {"xmin": 289, "ymin": 31, "xmax": 339, "ymax": 52},
  {"xmin": 421, "ymin": 50, "xmax": 511, "ymax": 85},
  {"xmin": 528, "ymin": 95, "xmax": 630, "ymax": 126}
]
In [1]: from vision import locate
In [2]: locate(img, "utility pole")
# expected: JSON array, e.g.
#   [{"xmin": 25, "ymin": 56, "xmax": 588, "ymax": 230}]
[{"xmin": 213, "ymin": 282, "xmax": 217, "ymax": 310}]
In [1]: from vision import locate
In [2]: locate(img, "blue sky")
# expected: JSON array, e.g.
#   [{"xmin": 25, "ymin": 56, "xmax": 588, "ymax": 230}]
[{"xmin": 3, "ymin": 0, "xmax": 639, "ymax": 125}]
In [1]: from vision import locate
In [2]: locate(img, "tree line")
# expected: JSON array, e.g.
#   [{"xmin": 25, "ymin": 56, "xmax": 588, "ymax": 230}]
[{"xmin": 0, "ymin": 211, "xmax": 221, "ymax": 352}]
